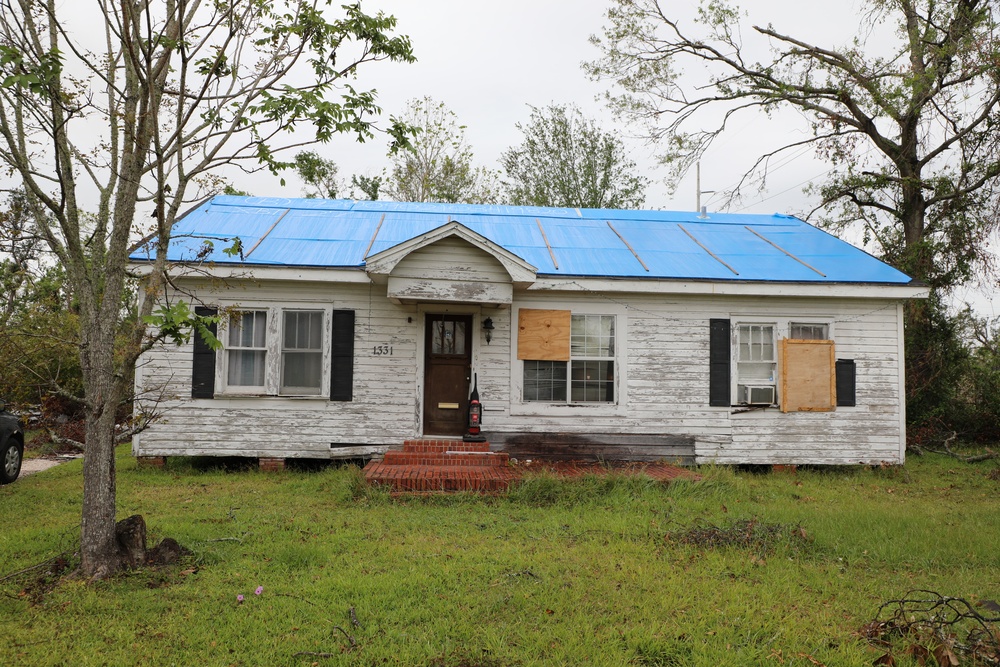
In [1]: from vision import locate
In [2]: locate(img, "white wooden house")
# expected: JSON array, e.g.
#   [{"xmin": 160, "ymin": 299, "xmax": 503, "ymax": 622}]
[{"xmin": 131, "ymin": 196, "xmax": 927, "ymax": 465}]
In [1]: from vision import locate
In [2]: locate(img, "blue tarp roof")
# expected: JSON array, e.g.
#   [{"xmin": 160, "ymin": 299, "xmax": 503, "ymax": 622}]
[{"xmin": 132, "ymin": 196, "xmax": 915, "ymax": 284}]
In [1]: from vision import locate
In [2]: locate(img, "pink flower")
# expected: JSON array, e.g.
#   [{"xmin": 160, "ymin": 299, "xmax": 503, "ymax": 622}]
[
  {"xmin": 236, "ymin": 594, "xmax": 244, "ymax": 603},
  {"xmin": 255, "ymin": 586, "xmax": 264, "ymax": 595}
]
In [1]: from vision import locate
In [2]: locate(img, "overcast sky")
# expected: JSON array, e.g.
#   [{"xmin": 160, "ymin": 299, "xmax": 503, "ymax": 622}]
[{"xmin": 276, "ymin": 0, "xmax": 843, "ymax": 217}]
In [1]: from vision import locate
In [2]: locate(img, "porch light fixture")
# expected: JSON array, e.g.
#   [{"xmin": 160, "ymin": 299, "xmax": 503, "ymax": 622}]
[{"xmin": 482, "ymin": 317, "xmax": 494, "ymax": 344}]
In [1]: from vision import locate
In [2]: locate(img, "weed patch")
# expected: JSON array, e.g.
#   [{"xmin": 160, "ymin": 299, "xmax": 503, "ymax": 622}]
[{"xmin": 667, "ymin": 518, "xmax": 811, "ymax": 558}]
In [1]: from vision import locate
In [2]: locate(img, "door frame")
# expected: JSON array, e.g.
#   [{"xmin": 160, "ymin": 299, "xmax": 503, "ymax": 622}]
[{"xmin": 415, "ymin": 305, "xmax": 484, "ymax": 436}]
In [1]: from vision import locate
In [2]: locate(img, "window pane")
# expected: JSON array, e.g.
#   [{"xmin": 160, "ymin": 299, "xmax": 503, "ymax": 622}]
[
  {"xmin": 281, "ymin": 352, "xmax": 322, "ymax": 394},
  {"xmin": 523, "ymin": 360, "xmax": 567, "ymax": 401},
  {"xmin": 790, "ymin": 323, "xmax": 828, "ymax": 340},
  {"xmin": 229, "ymin": 311, "xmax": 266, "ymax": 348},
  {"xmin": 432, "ymin": 320, "xmax": 466, "ymax": 355},
  {"xmin": 227, "ymin": 350, "xmax": 265, "ymax": 386},
  {"xmin": 570, "ymin": 360, "xmax": 614, "ymax": 402},
  {"xmin": 281, "ymin": 310, "xmax": 323, "ymax": 394},
  {"xmin": 283, "ymin": 311, "xmax": 323, "ymax": 351},
  {"xmin": 738, "ymin": 324, "xmax": 774, "ymax": 362},
  {"xmin": 570, "ymin": 315, "xmax": 615, "ymax": 357}
]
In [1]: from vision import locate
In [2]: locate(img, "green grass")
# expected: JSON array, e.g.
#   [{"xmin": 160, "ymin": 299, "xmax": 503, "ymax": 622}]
[{"xmin": 2, "ymin": 447, "xmax": 999, "ymax": 666}]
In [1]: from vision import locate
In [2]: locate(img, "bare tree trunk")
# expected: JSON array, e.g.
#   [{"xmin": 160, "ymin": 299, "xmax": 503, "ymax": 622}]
[{"xmin": 78, "ymin": 310, "xmax": 122, "ymax": 579}]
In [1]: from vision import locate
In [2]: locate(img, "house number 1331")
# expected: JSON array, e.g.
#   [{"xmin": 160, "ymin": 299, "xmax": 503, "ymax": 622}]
[{"xmin": 372, "ymin": 345, "xmax": 393, "ymax": 356}]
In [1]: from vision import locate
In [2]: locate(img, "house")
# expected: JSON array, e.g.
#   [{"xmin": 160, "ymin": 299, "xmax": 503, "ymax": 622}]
[{"xmin": 130, "ymin": 196, "xmax": 927, "ymax": 466}]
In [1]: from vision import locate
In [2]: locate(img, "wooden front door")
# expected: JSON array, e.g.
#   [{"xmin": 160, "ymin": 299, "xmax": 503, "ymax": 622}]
[{"xmin": 423, "ymin": 314, "xmax": 473, "ymax": 436}]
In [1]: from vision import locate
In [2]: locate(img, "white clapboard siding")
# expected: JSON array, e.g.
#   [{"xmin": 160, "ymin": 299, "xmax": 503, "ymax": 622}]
[
  {"xmin": 134, "ymin": 274, "xmax": 908, "ymax": 465},
  {"xmin": 390, "ymin": 237, "xmax": 511, "ymax": 283}
]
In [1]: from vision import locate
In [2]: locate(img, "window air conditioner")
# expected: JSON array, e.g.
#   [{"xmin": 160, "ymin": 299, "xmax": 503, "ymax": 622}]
[{"xmin": 739, "ymin": 384, "xmax": 775, "ymax": 405}]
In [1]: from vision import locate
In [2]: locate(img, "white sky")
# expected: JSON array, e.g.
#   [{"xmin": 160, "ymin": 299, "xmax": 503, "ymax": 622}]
[{"xmin": 277, "ymin": 0, "xmax": 843, "ymax": 216}]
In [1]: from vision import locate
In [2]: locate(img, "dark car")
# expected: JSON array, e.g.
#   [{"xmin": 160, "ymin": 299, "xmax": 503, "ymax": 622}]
[{"xmin": 0, "ymin": 400, "xmax": 24, "ymax": 484}]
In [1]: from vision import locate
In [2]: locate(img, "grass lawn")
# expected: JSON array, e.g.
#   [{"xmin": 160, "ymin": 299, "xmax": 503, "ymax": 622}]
[{"xmin": 1, "ymin": 446, "xmax": 998, "ymax": 666}]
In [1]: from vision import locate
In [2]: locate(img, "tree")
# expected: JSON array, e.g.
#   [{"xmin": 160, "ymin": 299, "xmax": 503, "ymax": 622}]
[
  {"xmin": 292, "ymin": 152, "xmax": 382, "ymax": 199},
  {"xmin": 587, "ymin": 0, "xmax": 1000, "ymax": 290},
  {"xmin": 500, "ymin": 104, "xmax": 648, "ymax": 209},
  {"xmin": 0, "ymin": 0, "xmax": 414, "ymax": 579},
  {"xmin": 383, "ymin": 96, "xmax": 500, "ymax": 203},
  {"xmin": 294, "ymin": 150, "xmax": 342, "ymax": 199}
]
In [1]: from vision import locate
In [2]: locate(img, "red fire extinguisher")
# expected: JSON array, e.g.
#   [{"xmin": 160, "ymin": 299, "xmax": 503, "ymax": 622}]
[{"xmin": 464, "ymin": 373, "xmax": 486, "ymax": 442}]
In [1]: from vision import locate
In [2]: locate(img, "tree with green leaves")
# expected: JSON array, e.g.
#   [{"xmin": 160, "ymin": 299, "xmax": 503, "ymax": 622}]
[
  {"xmin": 292, "ymin": 151, "xmax": 382, "ymax": 200},
  {"xmin": 384, "ymin": 96, "xmax": 499, "ymax": 204},
  {"xmin": 294, "ymin": 151, "xmax": 342, "ymax": 199},
  {"xmin": 501, "ymin": 104, "xmax": 648, "ymax": 209},
  {"xmin": 0, "ymin": 0, "xmax": 414, "ymax": 579},
  {"xmin": 587, "ymin": 0, "xmax": 1000, "ymax": 290}
]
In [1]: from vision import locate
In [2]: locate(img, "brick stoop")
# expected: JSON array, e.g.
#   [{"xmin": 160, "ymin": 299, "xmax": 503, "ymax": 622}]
[{"xmin": 364, "ymin": 438, "xmax": 517, "ymax": 493}]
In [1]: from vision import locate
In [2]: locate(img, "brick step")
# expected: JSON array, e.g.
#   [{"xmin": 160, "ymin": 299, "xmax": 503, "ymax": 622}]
[
  {"xmin": 382, "ymin": 450, "xmax": 509, "ymax": 467},
  {"xmin": 363, "ymin": 462, "xmax": 517, "ymax": 493},
  {"xmin": 402, "ymin": 439, "xmax": 491, "ymax": 453}
]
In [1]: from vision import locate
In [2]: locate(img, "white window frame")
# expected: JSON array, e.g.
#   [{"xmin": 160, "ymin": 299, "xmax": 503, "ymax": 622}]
[
  {"xmin": 511, "ymin": 305, "xmax": 626, "ymax": 417},
  {"xmin": 224, "ymin": 310, "xmax": 268, "ymax": 395},
  {"xmin": 280, "ymin": 309, "xmax": 326, "ymax": 395},
  {"xmin": 217, "ymin": 302, "xmax": 332, "ymax": 398},
  {"xmin": 731, "ymin": 317, "xmax": 834, "ymax": 406}
]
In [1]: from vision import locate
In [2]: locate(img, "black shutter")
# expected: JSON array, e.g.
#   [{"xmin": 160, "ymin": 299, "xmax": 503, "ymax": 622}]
[
  {"xmin": 330, "ymin": 310, "xmax": 355, "ymax": 402},
  {"xmin": 709, "ymin": 318, "xmax": 731, "ymax": 407},
  {"xmin": 191, "ymin": 306, "xmax": 218, "ymax": 399},
  {"xmin": 836, "ymin": 359, "xmax": 856, "ymax": 407}
]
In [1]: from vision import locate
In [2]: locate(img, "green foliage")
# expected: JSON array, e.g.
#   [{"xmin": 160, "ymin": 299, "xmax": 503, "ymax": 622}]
[
  {"xmin": 907, "ymin": 305, "xmax": 1000, "ymax": 445},
  {"xmin": 350, "ymin": 173, "xmax": 382, "ymax": 200},
  {"xmin": 142, "ymin": 301, "xmax": 221, "ymax": 351},
  {"xmin": 501, "ymin": 103, "xmax": 648, "ymax": 209},
  {"xmin": 293, "ymin": 150, "xmax": 341, "ymax": 198},
  {"xmin": 2, "ymin": 449, "xmax": 1000, "ymax": 664},
  {"xmin": 384, "ymin": 96, "xmax": 500, "ymax": 204}
]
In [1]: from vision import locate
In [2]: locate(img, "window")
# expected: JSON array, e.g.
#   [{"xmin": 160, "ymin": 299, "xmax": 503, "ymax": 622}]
[
  {"xmin": 570, "ymin": 315, "xmax": 615, "ymax": 402},
  {"xmin": 711, "ymin": 318, "xmax": 844, "ymax": 409},
  {"xmin": 737, "ymin": 323, "xmax": 776, "ymax": 384},
  {"xmin": 221, "ymin": 307, "xmax": 331, "ymax": 397},
  {"xmin": 523, "ymin": 360, "xmax": 567, "ymax": 401},
  {"xmin": 227, "ymin": 311, "xmax": 267, "ymax": 389},
  {"xmin": 281, "ymin": 310, "xmax": 324, "ymax": 395},
  {"xmin": 522, "ymin": 313, "xmax": 615, "ymax": 403},
  {"xmin": 790, "ymin": 322, "xmax": 829, "ymax": 340}
]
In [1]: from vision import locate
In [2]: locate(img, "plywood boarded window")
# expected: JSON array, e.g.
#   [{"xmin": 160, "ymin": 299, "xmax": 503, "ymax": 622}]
[
  {"xmin": 780, "ymin": 339, "xmax": 836, "ymax": 413},
  {"xmin": 517, "ymin": 309, "xmax": 571, "ymax": 361}
]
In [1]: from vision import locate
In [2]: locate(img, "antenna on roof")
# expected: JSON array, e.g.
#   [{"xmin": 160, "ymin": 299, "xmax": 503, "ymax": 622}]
[{"xmin": 696, "ymin": 162, "xmax": 714, "ymax": 217}]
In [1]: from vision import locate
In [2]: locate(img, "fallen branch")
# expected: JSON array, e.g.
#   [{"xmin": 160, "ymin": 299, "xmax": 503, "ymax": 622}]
[
  {"xmin": 861, "ymin": 590, "xmax": 1000, "ymax": 665},
  {"xmin": 0, "ymin": 551, "xmax": 74, "ymax": 584},
  {"xmin": 275, "ymin": 592, "xmax": 316, "ymax": 606},
  {"xmin": 349, "ymin": 606, "xmax": 362, "ymax": 628},
  {"xmin": 332, "ymin": 625, "xmax": 357, "ymax": 648},
  {"xmin": 921, "ymin": 431, "xmax": 999, "ymax": 463}
]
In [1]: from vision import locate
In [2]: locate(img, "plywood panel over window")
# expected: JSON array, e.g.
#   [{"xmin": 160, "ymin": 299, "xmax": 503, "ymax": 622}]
[
  {"xmin": 780, "ymin": 339, "xmax": 836, "ymax": 412},
  {"xmin": 517, "ymin": 309, "xmax": 571, "ymax": 361}
]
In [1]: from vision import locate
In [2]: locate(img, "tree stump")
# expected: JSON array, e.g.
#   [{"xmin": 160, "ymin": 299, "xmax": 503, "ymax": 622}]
[{"xmin": 115, "ymin": 514, "xmax": 147, "ymax": 569}]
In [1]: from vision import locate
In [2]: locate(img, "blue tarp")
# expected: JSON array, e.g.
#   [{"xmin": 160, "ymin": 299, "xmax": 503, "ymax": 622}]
[{"xmin": 130, "ymin": 196, "xmax": 914, "ymax": 284}]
